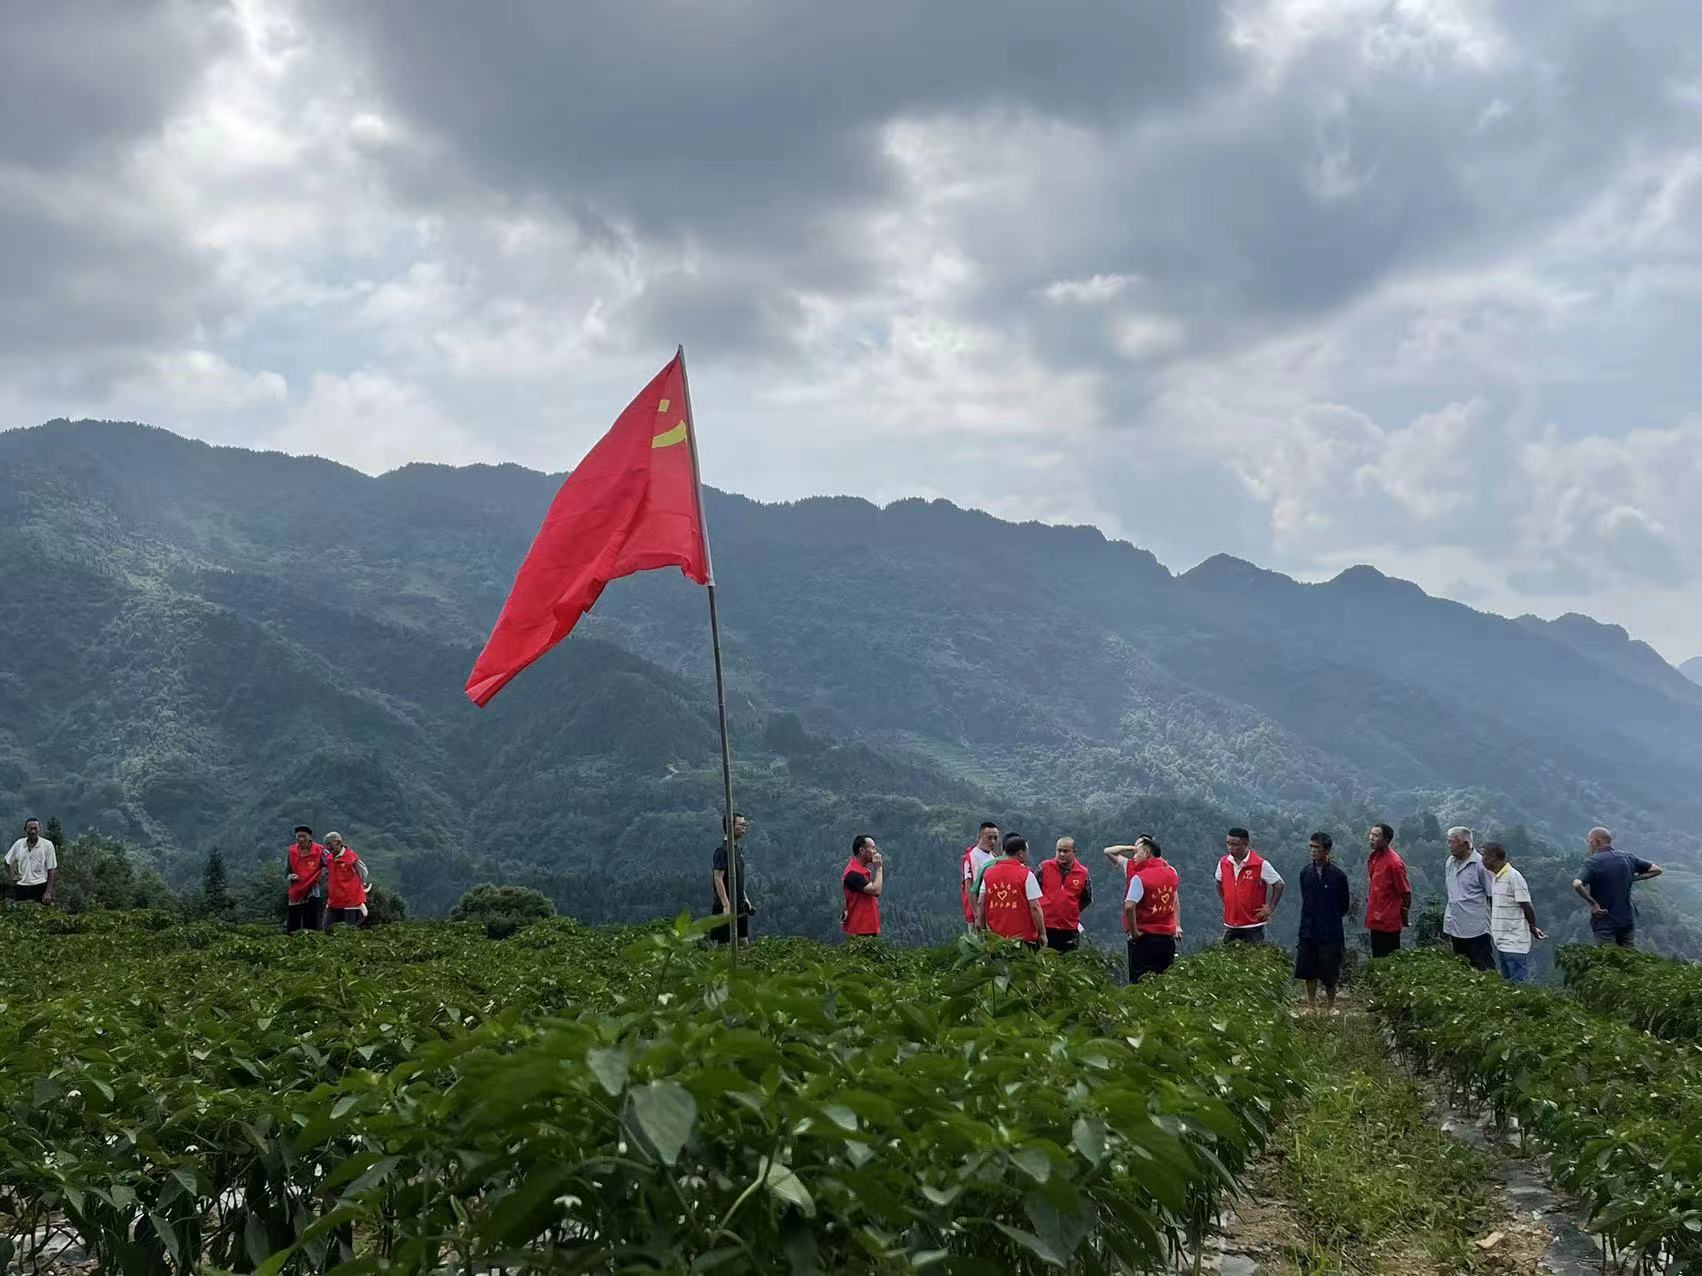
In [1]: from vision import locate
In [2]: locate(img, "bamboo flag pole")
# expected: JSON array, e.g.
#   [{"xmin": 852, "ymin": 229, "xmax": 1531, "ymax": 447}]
[{"xmin": 677, "ymin": 347, "xmax": 741, "ymax": 969}]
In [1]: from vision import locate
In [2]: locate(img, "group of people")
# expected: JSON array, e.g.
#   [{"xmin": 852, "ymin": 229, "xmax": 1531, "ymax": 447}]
[
  {"xmin": 283, "ymin": 825, "xmax": 373, "ymax": 931},
  {"xmin": 709, "ymin": 813, "xmax": 1665, "ymax": 1004}
]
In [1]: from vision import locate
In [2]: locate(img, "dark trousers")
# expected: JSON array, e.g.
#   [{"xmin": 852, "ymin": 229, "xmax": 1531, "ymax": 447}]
[
  {"xmin": 286, "ymin": 897, "xmax": 323, "ymax": 933},
  {"xmin": 1223, "ymin": 925, "xmax": 1266, "ymax": 944},
  {"xmin": 1450, "ymin": 933, "xmax": 1497, "ymax": 972},
  {"xmin": 1369, "ymin": 929, "xmax": 1402, "ymax": 958},
  {"xmin": 1045, "ymin": 927, "xmax": 1081, "ymax": 953},
  {"xmin": 1127, "ymin": 933, "xmax": 1177, "ymax": 983},
  {"xmin": 1592, "ymin": 925, "xmax": 1636, "ymax": 948},
  {"xmin": 11, "ymin": 882, "xmax": 47, "ymax": 903},
  {"xmin": 325, "ymin": 906, "xmax": 368, "ymax": 929},
  {"xmin": 709, "ymin": 912, "xmax": 751, "ymax": 944}
]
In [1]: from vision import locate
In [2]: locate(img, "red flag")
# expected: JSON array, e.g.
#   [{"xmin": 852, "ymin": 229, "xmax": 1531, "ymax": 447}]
[{"xmin": 466, "ymin": 352, "xmax": 710, "ymax": 706}]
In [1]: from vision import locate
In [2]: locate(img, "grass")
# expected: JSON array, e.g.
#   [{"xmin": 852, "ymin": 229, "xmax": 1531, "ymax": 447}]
[{"xmin": 1268, "ymin": 1008, "xmax": 1500, "ymax": 1273}]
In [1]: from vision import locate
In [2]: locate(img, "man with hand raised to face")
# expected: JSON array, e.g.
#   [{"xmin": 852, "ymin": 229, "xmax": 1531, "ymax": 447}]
[
  {"xmin": 1111, "ymin": 837, "xmax": 1180, "ymax": 983},
  {"xmin": 841, "ymin": 834, "xmax": 884, "ymax": 939}
]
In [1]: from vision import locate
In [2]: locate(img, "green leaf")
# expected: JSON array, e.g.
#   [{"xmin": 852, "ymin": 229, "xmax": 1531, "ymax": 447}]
[
  {"xmin": 992, "ymin": 1222, "xmax": 1065, "ymax": 1267},
  {"xmin": 764, "ymin": 1162, "xmax": 816, "ymax": 1217},
  {"xmin": 1012, "ymin": 1146, "xmax": 1051, "ymax": 1183},
  {"xmin": 819, "ymin": 1102, "xmax": 858, "ymax": 1131},
  {"xmin": 629, "ymin": 1080, "xmax": 697, "ymax": 1167},
  {"xmin": 1071, "ymin": 1115, "xmax": 1107, "ymax": 1166},
  {"xmin": 587, "ymin": 1044, "xmax": 630, "ymax": 1097}
]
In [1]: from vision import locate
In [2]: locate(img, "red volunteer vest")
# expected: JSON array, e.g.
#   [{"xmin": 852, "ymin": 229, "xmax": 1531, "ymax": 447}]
[
  {"xmin": 1132, "ymin": 858, "xmax": 1180, "ymax": 935},
  {"xmin": 1038, "ymin": 857, "xmax": 1088, "ymax": 931},
  {"xmin": 981, "ymin": 858, "xmax": 1039, "ymax": 941},
  {"xmin": 842, "ymin": 856, "xmax": 880, "ymax": 935},
  {"xmin": 327, "ymin": 849, "xmax": 367, "ymax": 909},
  {"xmin": 1219, "ymin": 851, "xmax": 1270, "ymax": 928},
  {"xmin": 287, "ymin": 842, "xmax": 327, "ymax": 905}
]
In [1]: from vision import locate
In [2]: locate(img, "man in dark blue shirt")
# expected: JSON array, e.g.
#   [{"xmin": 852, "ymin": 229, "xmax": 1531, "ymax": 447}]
[
  {"xmin": 1573, "ymin": 826, "xmax": 1661, "ymax": 947},
  {"xmin": 1295, "ymin": 832, "xmax": 1351, "ymax": 1012}
]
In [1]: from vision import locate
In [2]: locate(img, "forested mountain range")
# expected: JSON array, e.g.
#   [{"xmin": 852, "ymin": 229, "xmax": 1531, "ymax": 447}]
[{"xmin": 3, "ymin": 419, "xmax": 1700, "ymax": 955}]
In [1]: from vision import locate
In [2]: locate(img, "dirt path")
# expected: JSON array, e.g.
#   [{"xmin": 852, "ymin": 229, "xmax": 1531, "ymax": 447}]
[{"xmin": 1195, "ymin": 1002, "xmax": 1597, "ymax": 1275}]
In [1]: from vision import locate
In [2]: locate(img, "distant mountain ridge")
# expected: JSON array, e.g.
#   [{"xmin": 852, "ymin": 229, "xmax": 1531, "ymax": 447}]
[
  {"xmin": 3, "ymin": 418, "xmax": 1701, "ymax": 940},
  {"xmin": 1684, "ymin": 657, "xmax": 1702, "ymax": 687}
]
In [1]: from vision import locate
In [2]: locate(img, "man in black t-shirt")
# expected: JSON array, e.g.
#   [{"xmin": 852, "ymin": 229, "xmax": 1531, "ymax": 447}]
[{"xmin": 710, "ymin": 811, "xmax": 752, "ymax": 945}]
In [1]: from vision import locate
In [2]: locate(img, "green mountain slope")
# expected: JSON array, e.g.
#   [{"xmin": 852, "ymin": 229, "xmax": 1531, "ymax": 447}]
[{"xmin": 2, "ymin": 419, "xmax": 1699, "ymax": 951}]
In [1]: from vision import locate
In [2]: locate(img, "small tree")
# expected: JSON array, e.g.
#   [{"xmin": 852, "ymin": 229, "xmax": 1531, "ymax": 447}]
[
  {"xmin": 202, "ymin": 848, "xmax": 232, "ymax": 916},
  {"xmin": 44, "ymin": 816, "xmax": 66, "ymax": 849},
  {"xmin": 364, "ymin": 883, "xmax": 408, "ymax": 927},
  {"xmin": 449, "ymin": 884, "xmax": 555, "ymax": 938}
]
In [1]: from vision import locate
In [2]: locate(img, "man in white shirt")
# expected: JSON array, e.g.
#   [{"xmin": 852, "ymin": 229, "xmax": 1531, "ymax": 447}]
[
  {"xmin": 6, "ymin": 818, "xmax": 58, "ymax": 905},
  {"xmin": 1482, "ymin": 841, "xmax": 1545, "ymax": 983},
  {"xmin": 1217, "ymin": 828, "xmax": 1284, "ymax": 943}
]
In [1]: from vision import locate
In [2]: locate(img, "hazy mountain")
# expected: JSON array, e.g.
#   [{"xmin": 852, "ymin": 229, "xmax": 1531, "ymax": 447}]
[
  {"xmin": 3, "ymin": 419, "xmax": 1700, "ymax": 948},
  {"xmin": 1684, "ymin": 657, "xmax": 1702, "ymax": 687}
]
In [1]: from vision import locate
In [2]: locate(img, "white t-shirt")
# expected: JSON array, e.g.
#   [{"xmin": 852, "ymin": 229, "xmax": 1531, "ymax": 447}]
[
  {"xmin": 1218, "ymin": 855, "xmax": 1283, "ymax": 928},
  {"xmin": 1125, "ymin": 873, "xmax": 1145, "ymax": 904},
  {"xmin": 6, "ymin": 838, "xmax": 57, "ymax": 886},
  {"xmin": 962, "ymin": 846, "xmax": 994, "ymax": 886},
  {"xmin": 1489, "ymin": 864, "xmax": 1534, "ymax": 954}
]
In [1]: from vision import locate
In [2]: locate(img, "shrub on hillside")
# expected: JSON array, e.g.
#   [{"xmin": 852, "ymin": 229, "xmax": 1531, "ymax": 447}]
[{"xmin": 450, "ymin": 883, "xmax": 555, "ymax": 937}]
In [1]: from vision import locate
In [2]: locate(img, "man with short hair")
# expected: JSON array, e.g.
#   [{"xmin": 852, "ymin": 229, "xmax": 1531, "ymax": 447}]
[
  {"xmin": 711, "ymin": 811, "xmax": 753, "ymax": 946},
  {"xmin": 1217, "ymin": 827, "xmax": 1283, "ymax": 944},
  {"xmin": 1295, "ymin": 833, "xmax": 1350, "ymax": 1011},
  {"xmin": 976, "ymin": 832, "xmax": 1044, "ymax": 949},
  {"xmin": 5, "ymin": 818, "xmax": 57, "ymax": 905},
  {"xmin": 286, "ymin": 825, "xmax": 330, "ymax": 933},
  {"xmin": 1113, "ymin": 837, "xmax": 1180, "ymax": 983},
  {"xmin": 322, "ymin": 833, "xmax": 372, "ymax": 928},
  {"xmin": 1037, "ymin": 837, "xmax": 1092, "ymax": 951},
  {"xmin": 1482, "ymin": 841, "xmax": 1544, "ymax": 982},
  {"xmin": 1573, "ymin": 826, "xmax": 1661, "ymax": 948},
  {"xmin": 961, "ymin": 822, "xmax": 1000, "ymax": 932},
  {"xmin": 1365, "ymin": 823, "xmax": 1411, "ymax": 958},
  {"xmin": 1443, "ymin": 827, "xmax": 1497, "ymax": 972},
  {"xmin": 841, "ymin": 835, "xmax": 884, "ymax": 939}
]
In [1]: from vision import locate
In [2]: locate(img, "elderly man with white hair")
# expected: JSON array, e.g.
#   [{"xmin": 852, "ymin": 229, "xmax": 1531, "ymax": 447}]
[
  {"xmin": 1573, "ymin": 827, "xmax": 1661, "ymax": 948},
  {"xmin": 322, "ymin": 832, "xmax": 372, "ymax": 929},
  {"xmin": 1443, "ymin": 826, "xmax": 1497, "ymax": 972}
]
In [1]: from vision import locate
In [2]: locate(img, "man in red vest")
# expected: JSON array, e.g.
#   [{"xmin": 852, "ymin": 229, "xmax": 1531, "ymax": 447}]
[
  {"xmin": 1037, "ymin": 836, "xmax": 1092, "ymax": 951},
  {"xmin": 322, "ymin": 832, "xmax": 372, "ymax": 929},
  {"xmin": 841, "ymin": 834, "xmax": 884, "ymax": 938},
  {"xmin": 285, "ymin": 824, "xmax": 330, "ymax": 933},
  {"xmin": 1217, "ymin": 827, "xmax": 1284, "ymax": 944},
  {"xmin": 960, "ymin": 821, "xmax": 1000, "ymax": 932},
  {"xmin": 1365, "ymin": 822, "xmax": 1412, "ymax": 957},
  {"xmin": 975, "ymin": 832, "xmax": 1044, "ymax": 949},
  {"xmin": 1115, "ymin": 837, "xmax": 1180, "ymax": 982}
]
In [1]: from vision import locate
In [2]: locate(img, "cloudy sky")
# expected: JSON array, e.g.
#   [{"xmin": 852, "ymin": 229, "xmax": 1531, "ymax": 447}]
[{"xmin": 5, "ymin": 0, "xmax": 1701, "ymax": 662}]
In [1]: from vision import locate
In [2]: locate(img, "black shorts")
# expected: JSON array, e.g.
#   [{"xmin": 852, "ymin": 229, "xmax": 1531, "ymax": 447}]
[
  {"xmin": 11, "ymin": 882, "xmax": 47, "ymax": 903},
  {"xmin": 1369, "ymin": 929, "xmax": 1402, "ymax": 959},
  {"xmin": 325, "ymin": 907, "xmax": 368, "ymax": 928},
  {"xmin": 709, "ymin": 912, "xmax": 750, "ymax": 943},
  {"xmin": 1045, "ymin": 928, "xmax": 1081, "ymax": 953},
  {"xmin": 1223, "ymin": 926, "xmax": 1266, "ymax": 945},
  {"xmin": 1127, "ymin": 933, "xmax": 1176, "ymax": 983},
  {"xmin": 1294, "ymin": 940, "xmax": 1344, "ymax": 987}
]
